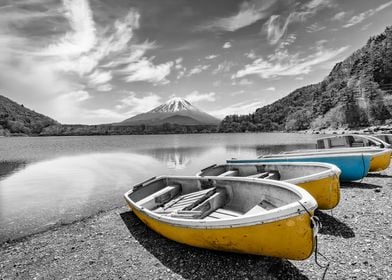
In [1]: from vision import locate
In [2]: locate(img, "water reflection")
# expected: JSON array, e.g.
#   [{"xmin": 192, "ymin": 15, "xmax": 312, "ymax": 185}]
[
  {"xmin": 0, "ymin": 153, "xmax": 166, "ymax": 242},
  {"xmin": 143, "ymin": 147, "xmax": 212, "ymax": 170},
  {"xmin": 0, "ymin": 133, "xmax": 318, "ymax": 242}
]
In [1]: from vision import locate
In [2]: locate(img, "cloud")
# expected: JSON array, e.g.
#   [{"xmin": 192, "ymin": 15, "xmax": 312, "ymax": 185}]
[
  {"xmin": 44, "ymin": 0, "xmax": 96, "ymax": 56},
  {"xmin": 222, "ymin": 42, "xmax": 232, "ymax": 49},
  {"xmin": 276, "ymin": 33, "xmax": 297, "ymax": 50},
  {"xmin": 0, "ymin": 1, "xmax": 174, "ymax": 124},
  {"xmin": 119, "ymin": 58, "xmax": 173, "ymax": 84},
  {"xmin": 306, "ymin": 23, "xmax": 326, "ymax": 33},
  {"xmin": 232, "ymin": 78, "xmax": 253, "ymax": 86},
  {"xmin": 60, "ymin": 90, "xmax": 91, "ymax": 102},
  {"xmin": 186, "ymin": 64, "xmax": 210, "ymax": 76},
  {"xmin": 266, "ymin": 87, "xmax": 276, "ymax": 91},
  {"xmin": 245, "ymin": 50, "xmax": 257, "ymax": 59},
  {"xmin": 343, "ymin": 1, "xmax": 392, "ymax": 28},
  {"xmin": 212, "ymin": 61, "xmax": 236, "ymax": 75},
  {"xmin": 361, "ymin": 22, "xmax": 373, "ymax": 31},
  {"xmin": 198, "ymin": 0, "xmax": 273, "ymax": 32},
  {"xmin": 265, "ymin": 15, "xmax": 291, "ymax": 45},
  {"xmin": 175, "ymin": 57, "xmax": 183, "ymax": 64},
  {"xmin": 87, "ymin": 70, "xmax": 112, "ymax": 86},
  {"xmin": 332, "ymin": 11, "xmax": 346, "ymax": 21},
  {"xmin": 234, "ymin": 45, "xmax": 349, "ymax": 79},
  {"xmin": 185, "ymin": 91, "xmax": 216, "ymax": 103},
  {"xmin": 116, "ymin": 92, "xmax": 162, "ymax": 115},
  {"xmin": 263, "ymin": 0, "xmax": 335, "ymax": 44},
  {"xmin": 205, "ymin": 54, "xmax": 218, "ymax": 60},
  {"xmin": 210, "ymin": 100, "xmax": 266, "ymax": 118},
  {"xmin": 96, "ymin": 84, "xmax": 112, "ymax": 92}
]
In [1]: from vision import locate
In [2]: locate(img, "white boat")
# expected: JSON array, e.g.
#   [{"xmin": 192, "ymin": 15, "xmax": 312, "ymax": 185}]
[{"xmin": 316, "ymin": 134, "xmax": 390, "ymax": 149}]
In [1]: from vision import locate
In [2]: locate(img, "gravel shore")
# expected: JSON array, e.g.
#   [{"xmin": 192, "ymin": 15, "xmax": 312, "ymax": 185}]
[{"xmin": 1, "ymin": 168, "xmax": 392, "ymax": 279}]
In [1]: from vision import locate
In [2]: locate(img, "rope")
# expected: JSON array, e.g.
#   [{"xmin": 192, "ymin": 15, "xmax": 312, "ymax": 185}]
[{"xmin": 297, "ymin": 201, "xmax": 330, "ymax": 280}]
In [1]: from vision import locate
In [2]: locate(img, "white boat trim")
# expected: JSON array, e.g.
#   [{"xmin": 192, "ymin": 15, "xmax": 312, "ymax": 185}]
[{"xmin": 197, "ymin": 162, "xmax": 341, "ymax": 185}]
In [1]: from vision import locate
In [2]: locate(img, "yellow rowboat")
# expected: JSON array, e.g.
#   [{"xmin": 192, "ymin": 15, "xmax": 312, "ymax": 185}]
[
  {"xmin": 197, "ymin": 162, "xmax": 341, "ymax": 210},
  {"xmin": 282, "ymin": 147, "xmax": 392, "ymax": 172},
  {"xmin": 124, "ymin": 176, "xmax": 318, "ymax": 260}
]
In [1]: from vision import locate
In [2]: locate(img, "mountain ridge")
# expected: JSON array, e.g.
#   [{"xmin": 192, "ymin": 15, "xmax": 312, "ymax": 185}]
[
  {"xmin": 119, "ymin": 97, "xmax": 220, "ymax": 126},
  {"xmin": 219, "ymin": 26, "xmax": 392, "ymax": 132},
  {"xmin": 0, "ymin": 95, "xmax": 58, "ymax": 136}
]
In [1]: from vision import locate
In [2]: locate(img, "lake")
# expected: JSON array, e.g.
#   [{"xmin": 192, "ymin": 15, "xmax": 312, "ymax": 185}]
[{"xmin": 0, "ymin": 133, "xmax": 317, "ymax": 242}]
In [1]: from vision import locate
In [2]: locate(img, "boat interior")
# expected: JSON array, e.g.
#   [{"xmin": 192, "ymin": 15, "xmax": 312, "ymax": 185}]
[
  {"xmin": 199, "ymin": 164, "xmax": 328, "ymax": 181},
  {"xmin": 129, "ymin": 177, "xmax": 301, "ymax": 220}
]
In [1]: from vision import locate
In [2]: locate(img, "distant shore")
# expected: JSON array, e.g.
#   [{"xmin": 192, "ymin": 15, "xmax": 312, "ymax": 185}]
[
  {"xmin": 2, "ymin": 124, "xmax": 392, "ymax": 138},
  {"xmin": 1, "ymin": 166, "xmax": 392, "ymax": 279}
]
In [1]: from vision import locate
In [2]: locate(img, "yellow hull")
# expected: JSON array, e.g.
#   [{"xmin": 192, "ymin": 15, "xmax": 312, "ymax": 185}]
[
  {"xmin": 369, "ymin": 151, "xmax": 392, "ymax": 172},
  {"xmin": 130, "ymin": 206, "xmax": 315, "ymax": 260},
  {"xmin": 296, "ymin": 175, "xmax": 340, "ymax": 210}
]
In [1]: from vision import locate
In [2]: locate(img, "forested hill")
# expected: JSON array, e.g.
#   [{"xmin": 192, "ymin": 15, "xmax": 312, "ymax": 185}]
[
  {"xmin": 0, "ymin": 95, "xmax": 57, "ymax": 136},
  {"xmin": 219, "ymin": 26, "xmax": 392, "ymax": 132}
]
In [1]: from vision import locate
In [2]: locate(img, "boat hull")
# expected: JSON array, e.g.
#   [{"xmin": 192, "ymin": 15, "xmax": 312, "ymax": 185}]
[
  {"xmin": 129, "ymin": 205, "xmax": 315, "ymax": 260},
  {"xmin": 228, "ymin": 155, "xmax": 371, "ymax": 182},
  {"xmin": 369, "ymin": 150, "xmax": 392, "ymax": 172},
  {"xmin": 292, "ymin": 174, "xmax": 340, "ymax": 210}
]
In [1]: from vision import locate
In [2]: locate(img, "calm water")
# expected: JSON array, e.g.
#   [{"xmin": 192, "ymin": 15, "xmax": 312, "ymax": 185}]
[{"xmin": 0, "ymin": 133, "xmax": 317, "ymax": 242}]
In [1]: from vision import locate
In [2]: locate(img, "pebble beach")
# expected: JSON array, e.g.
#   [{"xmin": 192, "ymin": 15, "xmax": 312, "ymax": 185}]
[{"xmin": 1, "ymin": 168, "xmax": 391, "ymax": 280}]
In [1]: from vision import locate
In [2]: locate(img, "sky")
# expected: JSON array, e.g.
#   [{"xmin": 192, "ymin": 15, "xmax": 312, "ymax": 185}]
[{"xmin": 1, "ymin": 0, "xmax": 392, "ymax": 124}]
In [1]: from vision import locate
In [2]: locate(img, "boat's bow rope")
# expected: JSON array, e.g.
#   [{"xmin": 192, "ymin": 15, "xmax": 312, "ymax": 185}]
[{"xmin": 297, "ymin": 200, "xmax": 330, "ymax": 280}]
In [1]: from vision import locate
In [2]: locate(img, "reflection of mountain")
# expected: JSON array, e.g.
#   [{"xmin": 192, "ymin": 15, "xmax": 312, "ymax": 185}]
[{"xmin": 143, "ymin": 146, "xmax": 212, "ymax": 170}]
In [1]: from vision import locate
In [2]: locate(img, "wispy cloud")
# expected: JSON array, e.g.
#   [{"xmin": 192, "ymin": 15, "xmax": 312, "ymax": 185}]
[
  {"xmin": 185, "ymin": 91, "xmax": 216, "ymax": 103},
  {"xmin": 119, "ymin": 58, "xmax": 173, "ymax": 84},
  {"xmin": 234, "ymin": 45, "xmax": 349, "ymax": 79},
  {"xmin": 198, "ymin": 0, "xmax": 274, "ymax": 32},
  {"xmin": 210, "ymin": 100, "xmax": 266, "ymax": 118},
  {"xmin": 265, "ymin": 15, "xmax": 291, "ymax": 45},
  {"xmin": 205, "ymin": 54, "xmax": 218, "ymax": 60},
  {"xmin": 264, "ymin": 0, "xmax": 335, "ymax": 44},
  {"xmin": 222, "ymin": 42, "xmax": 232, "ymax": 49},
  {"xmin": 306, "ymin": 23, "xmax": 326, "ymax": 33},
  {"xmin": 44, "ymin": 0, "xmax": 96, "ymax": 56},
  {"xmin": 332, "ymin": 11, "xmax": 346, "ymax": 21},
  {"xmin": 88, "ymin": 70, "xmax": 112, "ymax": 86},
  {"xmin": 186, "ymin": 64, "xmax": 210, "ymax": 77},
  {"xmin": 343, "ymin": 1, "xmax": 392, "ymax": 28},
  {"xmin": 60, "ymin": 90, "xmax": 91, "ymax": 102},
  {"xmin": 0, "ymin": 0, "xmax": 174, "ymax": 123},
  {"xmin": 116, "ymin": 92, "xmax": 162, "ymax": 115},
  {"xmin": 212, "ymin": 61, "xmax": 236, "ymax": 75},
  {"xmin": 234, "ymin": 78, "xmax": 254, "ymax": 86}
]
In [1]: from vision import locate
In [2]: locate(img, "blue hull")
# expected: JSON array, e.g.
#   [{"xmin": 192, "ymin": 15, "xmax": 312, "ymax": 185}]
[{"xmin": 227, "ymin": 154, "xmax": 372, "ymax": 182}]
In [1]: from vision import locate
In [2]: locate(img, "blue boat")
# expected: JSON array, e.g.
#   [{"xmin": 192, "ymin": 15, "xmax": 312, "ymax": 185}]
[{"xmin": 227, "ymin": 153, "xmax": 372, "ymax": 182}]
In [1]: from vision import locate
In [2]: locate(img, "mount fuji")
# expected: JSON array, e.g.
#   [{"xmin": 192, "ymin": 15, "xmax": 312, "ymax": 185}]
[{"xmin": 119, "ymin": 97, "xmax": 220, "ymax": 126}]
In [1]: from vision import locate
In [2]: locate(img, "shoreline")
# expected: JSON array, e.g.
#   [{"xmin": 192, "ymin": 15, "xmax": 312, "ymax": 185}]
[
  {"xmin": 1, "ymin": 168, "xmax": 392, "ymax": 279},
  {"xmin": 1, "ymin": 124, "xmax": 392, "ymax": 138}
]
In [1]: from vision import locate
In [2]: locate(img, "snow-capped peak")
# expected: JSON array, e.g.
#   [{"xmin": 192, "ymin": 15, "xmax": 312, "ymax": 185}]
[{"xmin": 149, "ymin": 97, "xmax": 199, "ymax": 113}]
